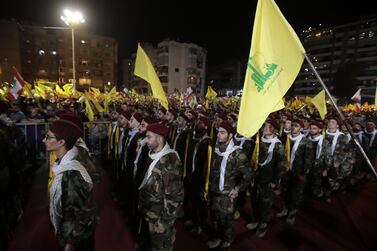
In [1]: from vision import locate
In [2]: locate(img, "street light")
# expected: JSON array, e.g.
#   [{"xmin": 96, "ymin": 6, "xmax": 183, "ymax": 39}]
[{"xmin": 60, "ymin": 9, "xmax": 85, "ymax": 91}]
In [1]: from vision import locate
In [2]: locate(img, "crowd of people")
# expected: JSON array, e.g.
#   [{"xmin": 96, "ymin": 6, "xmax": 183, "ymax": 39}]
[{"xmin": 0, "ymin": 93, "xmax": 376, "ymax": 251}]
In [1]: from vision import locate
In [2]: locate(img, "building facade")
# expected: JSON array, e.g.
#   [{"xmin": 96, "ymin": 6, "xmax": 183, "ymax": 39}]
[
  {"xmin": 294, "ymin": 16, "xmax": 377, "ymax": 99},
  {"xmin": 0, "ymin": 19, "xmax": 118, "ymax": 90},
  {"xmin": 127, "ymin": 39, "xmax": 207, "ymax": 95}
]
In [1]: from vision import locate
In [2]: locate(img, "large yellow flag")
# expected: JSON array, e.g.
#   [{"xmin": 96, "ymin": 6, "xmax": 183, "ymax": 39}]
[
  {"xmin": 310, "ymin": 90, "xmax": 327, "ymax": 119},
  {"xmin": 134, "ymin": 43, "xmax": 169, "ymax": 110},
  {"xmin": 237, "ymin": 0, "xmax": 305, "ymax": 137},
  {"xmin": 375, "ymin": 86, "xmax": 377, "ymax": 109},
  {"xmin": 205, "ymin": 86, "xmax": 217, "ymax": 99}
]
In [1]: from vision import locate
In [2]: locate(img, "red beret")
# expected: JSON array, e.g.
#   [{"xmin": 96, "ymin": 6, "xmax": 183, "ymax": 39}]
[
  {"xmin": 59, "ymin": 113, "xmax": 82, "ymax": 130},
  {"xmin": 219, "ymin": 121, "xmax": 236, "ymax": 135},
  {"xmin": 120, "ymin": 110, "xmax": 132, "ymax": 120},
  {"xmin": 266, "ymin": 119, "xmax": 280, "ymax": 130},
  {"xmin": 143, "ymin": 116, "xmax": 160, "ymax": 125},
  {"xmin": 327, "ymin": 116, "xmax": 342, "ymax": 126},
  {"xmin": 55, "ymin": 109, "xmax": 71, "ymax": 118},
  {"xmin": 132, "ymin": 112, "xmax": 143, "ymax": 123},
  {"xmin": 310, "ymin": 120, "xmax": 324, "ymax": 129},
  {"xmin": 199, "ymin": 117, "xmax": 211, "ymax": 129},
  {"xmin": 146, "ymin": 123, "xmax": 168, "ymax": 137},
  {"xmin": 50, "ymin": 119, "xmax": 82, "ymax": 146},
  {"xmin": 217, "ymin": 113, "xmax": 228, "ymax": 121},
  {"xmin": 292, "ymin": 118, "xmax": 304, "ymax": 128},
  {"xmin": 115, "ymin": 108, "xmax": 123, "ymax": 114},
  {"xmin": 178, "ymin": 113, "xmax": 190, "ymax": 122}
]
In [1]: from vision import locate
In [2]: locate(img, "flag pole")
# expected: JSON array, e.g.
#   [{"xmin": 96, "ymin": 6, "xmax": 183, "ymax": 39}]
[{"xmin": 304, "ymin": 53, "xmax": 377, "ymax": 180}]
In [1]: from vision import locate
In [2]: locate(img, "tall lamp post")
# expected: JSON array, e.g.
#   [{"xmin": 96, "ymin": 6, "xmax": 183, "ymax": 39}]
[{"xmin": 60, "ymin": 9, "xmax": 85, "ymax": 92}]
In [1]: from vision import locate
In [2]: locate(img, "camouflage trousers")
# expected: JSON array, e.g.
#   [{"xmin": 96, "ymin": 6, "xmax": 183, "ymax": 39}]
[
  {"xmin": 209, "ymin": 192, "xmax": 235, "ymax": 242},
  {"xmin": 284, "ymin": 173, "xmax": 306, "ymax": 211},
  {"xmin": 251, "ymin": 183, "xmax": 274, "ymax": 223},
  {"xmin": 147, "ymin": 219, "xmax": 176, "ymax": 251}
]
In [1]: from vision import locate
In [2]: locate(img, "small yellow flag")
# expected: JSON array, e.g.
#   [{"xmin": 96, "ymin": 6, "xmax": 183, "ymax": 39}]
[
  {"xmin": 84, "ymin": 94, "xmax": 95, "ymax": 121},
  {"xmin": 205, "ymin": 86, "xmax": 217, "ymax": 99},
  {"xmin": 237, "ymin": 0, "xmax": 305, "ymax": 137},
  {"xmin": 134, "ymin": 43, "xmax": 169, "ymax": 110},
  {"xmin": 310, "ymin": 90, "xmax": 327, "ymax": 119}
]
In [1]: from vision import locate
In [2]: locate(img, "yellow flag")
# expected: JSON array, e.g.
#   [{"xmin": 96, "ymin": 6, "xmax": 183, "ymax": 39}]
[
  {"xmin": 104, "ymin": 86, "xmax": 117, "ymax": 112},
  {"xmin": 375, "ymin": 86, "xmax": 377, "ymax": 109},
  {"xmin": 84, "ymin": 94, "xmax": 95, "ymax": 121},
  {"xmin": 272, "ymin": 99, "xmax": 285, "ymax": 113},
  {"xmin": 310, "ymin": 90, "xmax": 327, "ymax": 119},
  {"xmin": 63, "ymin": 84, "xmax": 74, "ymax": 95},
  {"xmin": 237, "ymin": 0, "xmax": 305, "ymax": 137},
  {"xmin": 206, "ymin": 86, "xmax": 217, "ymax": 99},
  {"xmin": 134, "ymin": 43, "xmax": 169, "ymax": 110},
  {"xmin": 85, "ymin": 91, "xmax": 104, "ymax": 113}
]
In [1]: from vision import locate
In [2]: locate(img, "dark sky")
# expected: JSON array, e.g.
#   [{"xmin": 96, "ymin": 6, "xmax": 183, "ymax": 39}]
[{"xmin": 1, "ymin": 0, "xmax": 376, "ymax": 66}]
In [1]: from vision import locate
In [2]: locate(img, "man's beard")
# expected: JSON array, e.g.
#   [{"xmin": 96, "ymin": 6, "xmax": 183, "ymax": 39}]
[{"xmin": 195, "ymin": 127, "xmax": 206, "ymax": 137}]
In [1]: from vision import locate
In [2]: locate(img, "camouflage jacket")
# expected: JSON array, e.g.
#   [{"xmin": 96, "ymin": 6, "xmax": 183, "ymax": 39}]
[
  {"xmin": 139, "ymin": 150, "xmax": 184, "ymax": 224},
  {"xmin": 254, "ymin": 136, "xmax": 287, "ymax": 185},
  {"xmin": 324, "ymin": 130, "xmax": 355, "ymax": 176},
  {"xmin": 307, "ymin": 135, "xmax": 331, "ymax": 172},
  {"xmin": 288, "ymin": 135, "xmax": 313, "ymax": 176},
  {"xmin": 209, "ymin": 140, "xmax": 252, "ymax": 193}
]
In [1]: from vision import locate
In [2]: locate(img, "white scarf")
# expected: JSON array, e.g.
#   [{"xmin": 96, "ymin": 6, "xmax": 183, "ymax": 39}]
[
  {"xmin": 214, "ymin": 140, "xmax": 241, "ymax": 192},
  {"xmin": 139, "ymin": 143, "xmax": 179, "ymax": 190},
  {"xmin": 49, "ymin": 147, "xmax": 93, "ymax": 233},
  {"xmin": 118, "ymin": 128, "xmax": 125, "ymax": 158},
  {"xmin": 192, "ymin": 135, "xmax": 210, "ymax": 173},
  {"xmin": 260, "ymin": 136, "xmax": 281, "ymax": 167},
  {"xmin": 303, "ymin": 128, "xmax": 310, "ymax": 136},
  {"xmin": 308, "ymin": 134, "xmax": 324, "ymax": 160},
  {"xmin": 133, "ymin": 137, "xmax": 147, "ymax": 178},
  {"xmin": 326, "ymin": 129, "xmax": 344, "ymax": 156},
  {"xmin": 364, "ymin": 128, "xmax": 377, "ymax": 147},
  {"xmin": 284, "ymin": 128, "xmax": 291, "ymax": 134},
  {"xmin": 234, "ymin": 134, "xmax": 250, "ymax": 148},
  {"xmin": 354, "ymin": 131, "xmax": 363, "ymax": 143},
  {"xmin": 76, "ymin": 137, "xmax": 89, "ymax": 152},
  {"xmin": 289, "ymin": 133, "xmax": 305, "ymax": 168}
]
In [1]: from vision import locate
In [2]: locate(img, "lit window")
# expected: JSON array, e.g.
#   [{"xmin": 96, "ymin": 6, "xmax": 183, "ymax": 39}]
[
  {"xmin": 51, "ymin": 51, "xmax": 57, "ymax": 55},
  {"xmin": 38, "ymin": 50, "xmax": 45, "ymax": 55},
  {"xmin": 81, "ymin": 40, "xmax": 86, "ymax": 44}
]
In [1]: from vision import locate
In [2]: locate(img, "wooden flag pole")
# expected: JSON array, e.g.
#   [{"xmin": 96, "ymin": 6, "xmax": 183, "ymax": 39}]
[{"xmin": 304, "ymin": 53, "xmax": 377, "ymax": 180}]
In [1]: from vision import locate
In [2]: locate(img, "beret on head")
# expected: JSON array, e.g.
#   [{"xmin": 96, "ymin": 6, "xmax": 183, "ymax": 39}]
[
  {"xmin": 132, "ymin": 112, "xmax": 143, "ymax": 123},
  {"xmin": 327, "ymin": 116, "xmax": 342, "ymax": 126},
  {"xmin": 49, "ymin": 119, "xmax": 82, "ymax": 146},
  {"xmin": 266, "ymin": 118, "xmax": 280, "ymax": 130},
  {"xmin": 292, "ymin": 118, "xmax": 304, "ymax": 128},
  {"xmin": 120, "ymin": 110, "xmax": 132, "ymax": 120},
  {"xmin": 199, "ymin": 116, "xmax": 211, "ymax": 129},
  {"xmin": 310, "ymin": 120, "xmax": 324, "ymax": 129},
  {"xmin": 143, "ymin": 116, "xmax": 160, "ymax": 125},
  {"xmin": 59, "ymin": 113, "xmax": 82, "ymax": 129},
  {"xmin": 217, "ymin": 113, "xmax": 228, "ymax": 121},
  {"xmin": 218, "ymin": 121, "xmax": 236, "ymax": 135},
  {"xmin": 146, "ymin": 123, "xmax": 169, "ymax": 137}
]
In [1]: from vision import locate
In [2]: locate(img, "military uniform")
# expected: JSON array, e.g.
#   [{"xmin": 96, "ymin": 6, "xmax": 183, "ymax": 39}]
[
  {"xmin": 307, "ymin": 134, "xmax": 331, "ymax": 197},
  {"xmin": 280, "ymin": 134, "xmax": 313, "ymax": 222},
  {"xmin": 208, "ymin": 139, "xmax": 252, "ymax": 245},
  {"xmin": 139, "ymin": 144, "xmax": 184, "ymax": 251},
  {"xmin": 249, "ymin": 135, "xmax": 286, "ymax": 234}
]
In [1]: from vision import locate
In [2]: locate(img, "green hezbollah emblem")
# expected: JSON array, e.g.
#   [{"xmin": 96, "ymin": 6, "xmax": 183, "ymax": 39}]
[{"xmin": 248, "ymin": 56, "xmax": 278, "ymax": 92}]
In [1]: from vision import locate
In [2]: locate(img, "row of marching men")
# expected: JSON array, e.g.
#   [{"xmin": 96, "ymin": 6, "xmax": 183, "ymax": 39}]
[{"xmin": 106, "ymin": 104, "xmax": 376, "ymax": 250}]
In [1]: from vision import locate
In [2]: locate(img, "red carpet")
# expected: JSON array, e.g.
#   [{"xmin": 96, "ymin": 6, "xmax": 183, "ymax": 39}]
[{"xmin": 8, "ymin": 178, "xmax": 377, "ymax": 251}]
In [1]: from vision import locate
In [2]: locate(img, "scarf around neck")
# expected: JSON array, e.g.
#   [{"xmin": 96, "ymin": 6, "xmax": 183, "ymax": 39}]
[
  {"xmin": 259, "ymin": 136, "xmax": 281, "ymax": 167},
  {"xmin": 326, "ymin": 129, "xmax": 344, "ymax": 156},
  {"xmin": 308, "ymin": 134, "xmax": 323, "ymax": 160},
  {"xmin": 288, "ymin": 133, "xmax": 305, "ymax": 169},
  {"xmin": 214, "ymin": 139, "xmax": 241, "ymax": 192}
]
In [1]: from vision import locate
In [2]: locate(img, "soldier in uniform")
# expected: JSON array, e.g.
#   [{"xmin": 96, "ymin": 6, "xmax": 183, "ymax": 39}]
[
  {"xmin": 172, "ymin": 113, "xmax": 192, "ymax": 176},
  {"xmin": 276, "ymin": 119, "xmax": 313, "ymax": 224},
  {"xmin": 164, "ymin": 109, "xmax": 177, "ymax": 146},
  {"xmin": 44, "ymin": 119, "xmax": 97, "ymax": 251},
  {"xmin": 185, "ymin": 116, "xmax": 212, "ymax": 235},
  {"xmin": 323, "ymin": 117, "xmax": 354, "ymax": 202},
  {"xmin": 364, "ymin": 117, "xmax": 377, "ymax": 171},
  {"xmin": 138, "ymin": 123, "xmax": 184, "ymax": 251},
  {"xmin": 307, "ymin": 120, "xmax": 330, "ymax": 198},
  {"xmin": 207, "ymin": 121, "xmax": 252, "ymax": 249},
  {"xmin": 247, "ymin": 119, "xmax": 286, "ymax": 237}
]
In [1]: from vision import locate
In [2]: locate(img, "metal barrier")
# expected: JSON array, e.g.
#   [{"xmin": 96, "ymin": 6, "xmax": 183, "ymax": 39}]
[{"xmin": 83, "ymin": 121, "xmax": 111, "ymax": 156}]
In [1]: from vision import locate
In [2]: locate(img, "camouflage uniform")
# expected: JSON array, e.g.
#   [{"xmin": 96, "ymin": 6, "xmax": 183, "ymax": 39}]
[
  {"xmin": 139, "ymin": 147, "xmax": 184, "ymax": 251},
  {"xmin": 251, "ymin": 136, "xmax": 286, "ymax": 225},
  {"xmin": 307, "ymin": 134, "xmax": 331, "ymax": 197},
  {"xmin": 283, "ymin": 135, "xmax": 313, "ymax": 214},
  {"xmin": 324, "ymin": 130, "xmax": 355, "ymax": 196},
  {"xmin": 208, "ymin": 140, "xmax": 252, "ymax": 244}
]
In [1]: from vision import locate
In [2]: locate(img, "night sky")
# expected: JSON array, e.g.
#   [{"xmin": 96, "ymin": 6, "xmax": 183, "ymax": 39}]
[{"xmin": 1, "ymin": 0, "xmax": 376, "ymax": 66}]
